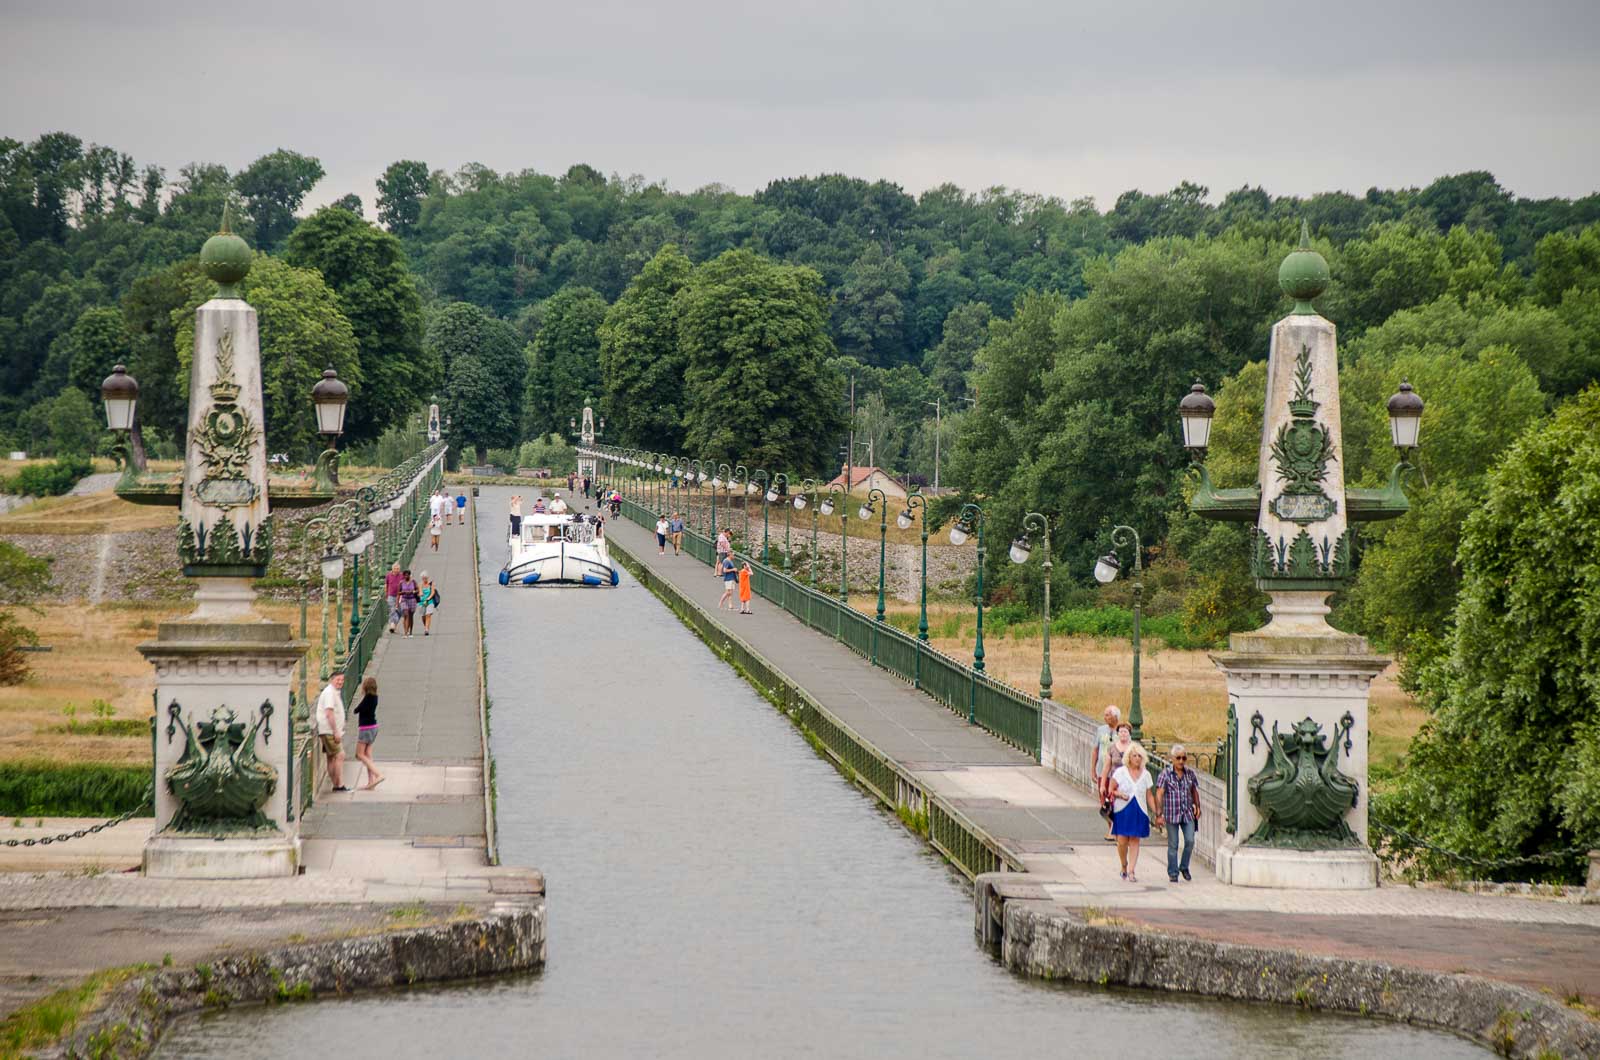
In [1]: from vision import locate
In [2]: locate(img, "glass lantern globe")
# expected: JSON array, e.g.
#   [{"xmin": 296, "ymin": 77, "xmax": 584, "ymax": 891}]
[
  {"xmin": 1093, "ymin": 552, "xmax": 1121, "ymax": 585},
  {"xmin": 857, "ymin": 503, "xmax": 873, "ymax": 521},
  {"xmin": 819, "ymin": 498, "xmax": 835, "ymax": 517},
  {"xmin": 896, "ymin": 510, "xmax": 912, "ymax": 531},
  {"xmin": 1177, "ymin": 381, "xmax": 1216, "ymax": 452},
  {"xmin": 1387, "ymin": 380, "xmax": 1424, "ymax": 450},
  {"xmin": 370, "ymin": 502, "xmax": 392, "ymax": 526},
  {"xmin": 765, "ymin": 489, "xmax": 778, "ymax": 504},
  {"xmin": 319, "ymin": 551, "xmax": 345, "ymax": 582},
  {"xmin": 793, "ymin": 494, "xmax": 807, "ymax": 510},
  {"xmin": 949, "ymin": 524, "xmax": 969, "ymax": 546},
  {"xmin": 100, "ymin": 364, "xmax": 139, "ymax": 432},
  {"xmin": 311, "ymin": 368, "xmax": 349, "ymax": 437},
  {"xmin": 1008, "ymin": 537, "xmax": 1032, "ymax": 565},
  {"xmin": 711, "ymin": 476, "xmax": 722, "ymax": 489}
]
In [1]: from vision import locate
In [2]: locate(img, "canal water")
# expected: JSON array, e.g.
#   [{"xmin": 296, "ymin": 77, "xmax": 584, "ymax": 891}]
[{"xmin": 160, "ymin": 487, "xmax": 1484, "ymax": 1058}]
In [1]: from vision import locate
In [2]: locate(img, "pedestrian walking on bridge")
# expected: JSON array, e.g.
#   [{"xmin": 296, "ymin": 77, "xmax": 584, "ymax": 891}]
[
  {"xmin": 669, "ymin": 512, "xmax": 685, "ymax": 555},
  {"xmin": 1110, "ymin": 743, "xmax": 1154, "ymax": 882},
  {"xmin": 315, "ymin": 673, "xmax": 348, "ymax": 793},
  {"xmin": 738, "ymin": 561, "xmax": 753, "ymax": 615},
  {"xmin": 1155, "ymin": 744, "xmax": 1201, "ymax": 883},
  {"xmin": 718, "ymin": 553, "xmax": 737, "ymax": 610},
  {"xmin": 353, "ymin": 676, "xmax": 384, "ymax": 790}
]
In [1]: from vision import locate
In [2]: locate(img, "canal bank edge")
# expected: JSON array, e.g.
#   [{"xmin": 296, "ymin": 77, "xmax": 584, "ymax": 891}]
[
  {"xmin": 609, "ymin": 537, "xmax": 1600, "ymax": 1060},
  {"xmin": 23, "ymin": 903, "xmax": 545, "ymax": 1059},
  {"xmin": 996, "ymin": 899, "xmax": 1598, "ymax": 1060},
  {"xmin": 468, "ymin": 489, "xmax": 499, "ymax": 865},
  {"xmin": 607, "ymin": 537, "xmax": 1021, "ymax": 881}
]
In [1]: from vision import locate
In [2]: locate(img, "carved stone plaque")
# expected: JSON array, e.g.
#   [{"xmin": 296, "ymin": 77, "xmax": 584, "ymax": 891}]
[
  {"xmin": 1270, "ymin": 492, "xmax": 1335, "ymax": 523},
  {"xmin": 196, "ymin": 478, "xmax": 258, "ymax": 507}
]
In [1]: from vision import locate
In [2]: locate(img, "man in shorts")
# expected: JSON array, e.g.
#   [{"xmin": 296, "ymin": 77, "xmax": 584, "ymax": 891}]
[
  {"xmin": 455, "ymin": 490, "xmax": 467, "ymax": 524},
  {"xmin": 669, "ymin": 512, "xmax": 685, "ymax": 556},
  {"xmin": 315, "ymin": 673, "xmax": 348, "ymax": 792}
]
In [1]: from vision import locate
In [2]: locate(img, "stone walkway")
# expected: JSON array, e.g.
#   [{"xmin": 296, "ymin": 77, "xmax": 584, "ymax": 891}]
[
  {"xmin": 601, "ymin": 511, "xmax": 1600, "ymax": 995},
  {"xmin": 299, "ymin": 491, "xmax": 493, "ymax": 896}
]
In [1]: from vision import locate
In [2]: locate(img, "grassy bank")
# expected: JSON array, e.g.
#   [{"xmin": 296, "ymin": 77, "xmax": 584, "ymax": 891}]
[{"xmin": 0, "ymin": 761, "xmax": 149, "ymax": 816}]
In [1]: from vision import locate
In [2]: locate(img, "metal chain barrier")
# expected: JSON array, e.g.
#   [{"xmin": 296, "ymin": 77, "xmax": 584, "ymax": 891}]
[
  {"xmin": 2, "ymin": 784, "xmax": 153, "ymax": 847},
  {"xmin": 1371, "ymin": 819, "xmax": 1590, "ymax": 872}
]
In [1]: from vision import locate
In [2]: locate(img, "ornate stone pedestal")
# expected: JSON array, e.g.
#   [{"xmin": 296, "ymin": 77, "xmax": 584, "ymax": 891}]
[
  {"xmin": 1212, "ymin": 600, "xmax": 1385, "ymax": 889},
  {"xmin": 139, "ymin": 620, "xmax": 306, "ymax": 879}
]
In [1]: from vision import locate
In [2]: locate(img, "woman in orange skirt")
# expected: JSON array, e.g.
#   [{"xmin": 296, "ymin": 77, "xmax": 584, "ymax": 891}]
[{"xmin": 738, "ymin": 561, "xmax": 753, "ymax": 615}]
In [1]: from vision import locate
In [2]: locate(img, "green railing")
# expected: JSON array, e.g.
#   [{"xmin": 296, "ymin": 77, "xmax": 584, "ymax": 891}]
[
  {"xmin": 616, "ymin": 496, "xmax": 1041, "ymax": 759},
  {"xmin": 294, "ymin": 443, "xmax": 447, "ymax": 820}
]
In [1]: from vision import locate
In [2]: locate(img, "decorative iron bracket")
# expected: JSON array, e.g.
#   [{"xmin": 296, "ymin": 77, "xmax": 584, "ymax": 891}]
[
  {"xmin": 165, "ymin": 700, "xmax": 182, "ymax": 743},
  {"xmin": 258, "ymin": 699, "xmax": 274, "ymax": 744},
  {"xmin": 1345, "ymin": 461, "xmax": 1414, "ymax": 523},
  {"xmin": 1248, "ymin": 710, "xmax": 1265, "ymax": 752},
  {"xmin": 1187, "ymin": 464, "xmax": 1260, "ymax": 523}
]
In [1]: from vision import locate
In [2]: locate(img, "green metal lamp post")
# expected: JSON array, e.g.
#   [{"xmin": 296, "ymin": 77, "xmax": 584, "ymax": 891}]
[
  {"xmin": 732, "ymin": 465, "xmax": 749, "ymax": 551},
  {"xmin": 686, "ymin": 459, "xmax": 704, "ymax": 533},
  {"xmin": 795, "ymin": 478, "xmax": 819, "ymax": 587},
  {"xmin": 751, "ymin": 469, "xmax": 770, "ymax": 563},
  {"xmin": 712, "ymin": 463, "xmax": 730, "ymax": 540},
  {"xmin": 770, "ymin": 473, "xmax": 790, "ymax": 571},
  {"xmin": 950, "ymin": 503, "xmax": 987, "ymax": 722},
  {"xmin": 1010, "ymin": 513, "xmax": 1054, "ymax": 701},
  {"xmin": 899, "ymin": 491, "xmax": 929, "ymax": 643},
  {"xmin": 1094, "ymin": 525, "xmax": 1143, "ymax": 741},
  {"xmin": 860, "ymin": 488, "xmax": 889, "ymax": 626},
  {"xmin": 821, "ymin": 485, "xmax": 845, "ymax": 602}
]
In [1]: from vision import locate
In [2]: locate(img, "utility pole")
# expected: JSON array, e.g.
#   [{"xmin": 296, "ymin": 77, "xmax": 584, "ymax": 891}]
[
  {"xmin": 846, "ymin": 374, "xmax": 856, "ymax": 498},
  {"xmin": 925, "ymin": 398, "xmax": 941, "ymax": 492}
]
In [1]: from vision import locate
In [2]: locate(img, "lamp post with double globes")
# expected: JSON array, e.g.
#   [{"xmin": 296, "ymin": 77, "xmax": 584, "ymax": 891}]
[
  {"xmin": 899, "ymin": 491, "xmax": 930, "ymax": 643},
  {"xmin": 1181, "ymin": 224, "xmax": 1426, "ymax": 889},
  {"xmin": 770, "ymin": 473, "xmax": 791, "ymax": 571},
  {"xmin": 859, "ymin": 487, "xmax": 889, "ymax": 629}
]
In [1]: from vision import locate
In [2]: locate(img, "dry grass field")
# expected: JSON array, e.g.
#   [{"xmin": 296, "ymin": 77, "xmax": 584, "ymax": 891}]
[
  {"xmin": 0, "ymin": 601, "xmax": 332, "ymax": 768},
  {"xmin": 0, "ymin": 492, "xmax": 177, "ymax": 536},
  {"xmin": 850, "ymin": 597, "xmax": 1425, "ymax": 771}
]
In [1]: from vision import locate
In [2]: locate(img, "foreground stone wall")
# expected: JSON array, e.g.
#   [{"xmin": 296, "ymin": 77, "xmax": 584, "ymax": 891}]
[
  {"xmin": 997, "ymin": 900, "xmax": 1598, "ymax": 1060},
  {"xmin": 43, "ymin": 903, "xmax": 545, "ymax": 1059}
]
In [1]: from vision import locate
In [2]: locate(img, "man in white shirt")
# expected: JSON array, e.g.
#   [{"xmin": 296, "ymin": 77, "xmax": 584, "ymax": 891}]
[
  {"xmin": 429, "ymin": 490, "xmax": 445, "ymax": 525},
  {"xmin": 315, "ymin": 673, "xmax": 349, "ymax": 792}
]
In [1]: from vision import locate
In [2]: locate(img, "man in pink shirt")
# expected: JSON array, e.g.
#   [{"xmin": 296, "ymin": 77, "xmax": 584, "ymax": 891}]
[{"xmin": 384, "ymin": 561, "xmax": 403, "ymax": 633}]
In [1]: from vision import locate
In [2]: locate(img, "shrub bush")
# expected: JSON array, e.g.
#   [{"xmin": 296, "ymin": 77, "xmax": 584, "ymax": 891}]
[{"xmin": 4, "ymin": 455, "xmax": 93, "ymax": 497}]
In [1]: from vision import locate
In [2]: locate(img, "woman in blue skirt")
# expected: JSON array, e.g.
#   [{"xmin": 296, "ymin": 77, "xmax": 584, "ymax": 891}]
[{"xmin": 1110, "ymin": 743, "xmax": 1155, "ymax": 882}]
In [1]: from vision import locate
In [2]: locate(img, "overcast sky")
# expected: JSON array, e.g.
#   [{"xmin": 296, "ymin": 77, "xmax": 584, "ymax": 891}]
[{"xmin": 4, "ymin": 0, "xmax": 1598, "ymax": 212}]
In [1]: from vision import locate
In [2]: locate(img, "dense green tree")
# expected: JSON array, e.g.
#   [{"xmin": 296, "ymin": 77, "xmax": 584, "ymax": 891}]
[
  {"xmin": 922, "ymin": 300, "xmax": 991, "ymax": 402},
  {"xmin": 425, "ymin": 302, "xmax": 523, "ymax": 460},
  {"xmin": 173, "ymin": 255, "xmax": 361, "ymax": 458},
  {"xmin": 120, "ymin": 261, "xmax": 201, "ymax": 443},
  {"xmin": 1377, "ymin": 389, "xmax": 1600, "ymax": 879},
  {"xmin": 284, "ymin": 207, "xmax": 434, "ymax": 444},
  {"xmin": 63, "ymin": 305, "xmax": 131, "ymax": 396},
  {"xmin": 376, "ymin": 160, "xmax": 429, "ymax": 236},
  {"xmin": 524, "ymin": 285, "xmax": 608, "ymax": 439},
  {"xmin": 330, "ymin": 193, "xmax": 363, "ymax": 216},
  {"xmin": 234, "ymin": 149, "xmax": 324, "ymax": 250},
  {"xmin": 598, "ymin": 245, "xmax": 692, "ymax": 450},
  {"xmin": 42, "ymin": 386, "xmax": 100, "ymax": 455},
  {"xmin": 678, "ymin": 249, "xmax": 844, "ymax": 471},
  {"xmin": 833, "ymin": 243, "xmax": 911, "ymax": 366}
]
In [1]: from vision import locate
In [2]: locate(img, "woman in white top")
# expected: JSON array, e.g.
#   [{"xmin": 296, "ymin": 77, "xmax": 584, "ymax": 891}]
[
  {"xmin": 1110, "ymin": 743, "xmax": 1155, "ymax": 882},
  {"xmin": 655, "ymin": 516, "xmax": 670, "ymax": 554}
]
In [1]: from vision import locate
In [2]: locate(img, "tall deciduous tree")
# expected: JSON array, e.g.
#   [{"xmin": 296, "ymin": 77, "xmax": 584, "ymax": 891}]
[
  {"xmin": 284, "ymin": 207, "xmax": 435, "ymax": 446},
  {"xmin": 425, "ymin": 302, "xmax": 523, "ymax": 461},
  {"xmin": 833, "ymin": 242, "xmax": 911, "ymax": 367},
  {"xmin": 678, "ymin": 250, "xmax": 844, "ymax": 471},
  {"xmin": 173, "ymin": 255, "xmax": 361, "ymax": 458},
  {"xmin": 598, "ymin": 245, "xmax": 691, "ymax": 450},
  {"xmin": 922, "ymin": 300, "xmax": 991, "ymax": 402},
  {"xmin": 1378, "ymin": 389, "xmax": 1600, "ymax": 879},
  {"xmin": 524, "ymin": 285, "xmax": 608, "ymax": 439},
  {"xmin": 234, "ymin": 149, "xmax": 324, "ymax": 250},
  {"xmin": 376, "ymin": 160, "xmax": 429, "ymax": 236}
]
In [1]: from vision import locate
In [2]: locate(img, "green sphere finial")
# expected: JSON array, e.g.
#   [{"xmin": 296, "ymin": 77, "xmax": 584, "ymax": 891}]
[
  {"xmin": 1278, "ymin": 220, "xmax": 1329, "ymax": 316},
  {"xmin": 200, "ymin": 203, "xmax": 252, "ymax": 298}
]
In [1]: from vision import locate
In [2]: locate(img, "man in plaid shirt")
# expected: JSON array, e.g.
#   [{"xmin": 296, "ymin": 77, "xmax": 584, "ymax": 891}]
[{"xmin": 1154, "ymin": 745, "xmax": 1201, "ymax": 882}]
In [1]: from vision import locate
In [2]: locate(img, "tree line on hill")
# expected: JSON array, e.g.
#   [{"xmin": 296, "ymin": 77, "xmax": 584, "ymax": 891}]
[{"xmin": 3, "ymin": 132, "xmax": 1599, "ymax": 875}]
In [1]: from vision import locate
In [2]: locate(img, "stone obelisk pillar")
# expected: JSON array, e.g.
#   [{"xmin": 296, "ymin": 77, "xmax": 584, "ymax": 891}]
[
  {"xmin": 139, "ymin": 222, "xmax": 307, "ymax": 878},
  {"xmin": 1211, "ymin": 233, "xmax": 1385, "ymax": 889}
]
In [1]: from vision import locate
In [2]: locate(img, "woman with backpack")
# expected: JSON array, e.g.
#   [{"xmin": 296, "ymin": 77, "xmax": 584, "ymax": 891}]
[{"xmin": 418, "ymin": 573, "xmax": 440, "ymax": 636}]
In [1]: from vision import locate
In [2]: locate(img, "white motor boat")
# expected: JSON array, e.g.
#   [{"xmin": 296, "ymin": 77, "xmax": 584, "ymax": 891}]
[{"xmin": 498, "ymin": 512, "xmax": 619, "ymax": 587}]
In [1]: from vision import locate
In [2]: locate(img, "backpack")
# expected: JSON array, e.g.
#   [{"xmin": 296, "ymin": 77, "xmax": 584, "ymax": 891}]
[{"xmin": 432, "ymin": 589, "xmax": 442, "ymax": 608}]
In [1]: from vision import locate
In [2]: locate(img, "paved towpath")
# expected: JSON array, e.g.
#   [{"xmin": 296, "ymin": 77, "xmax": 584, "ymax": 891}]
[{"xmin": 601, "ymin": 507, "xmax": 1600, "ymax": 997}]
